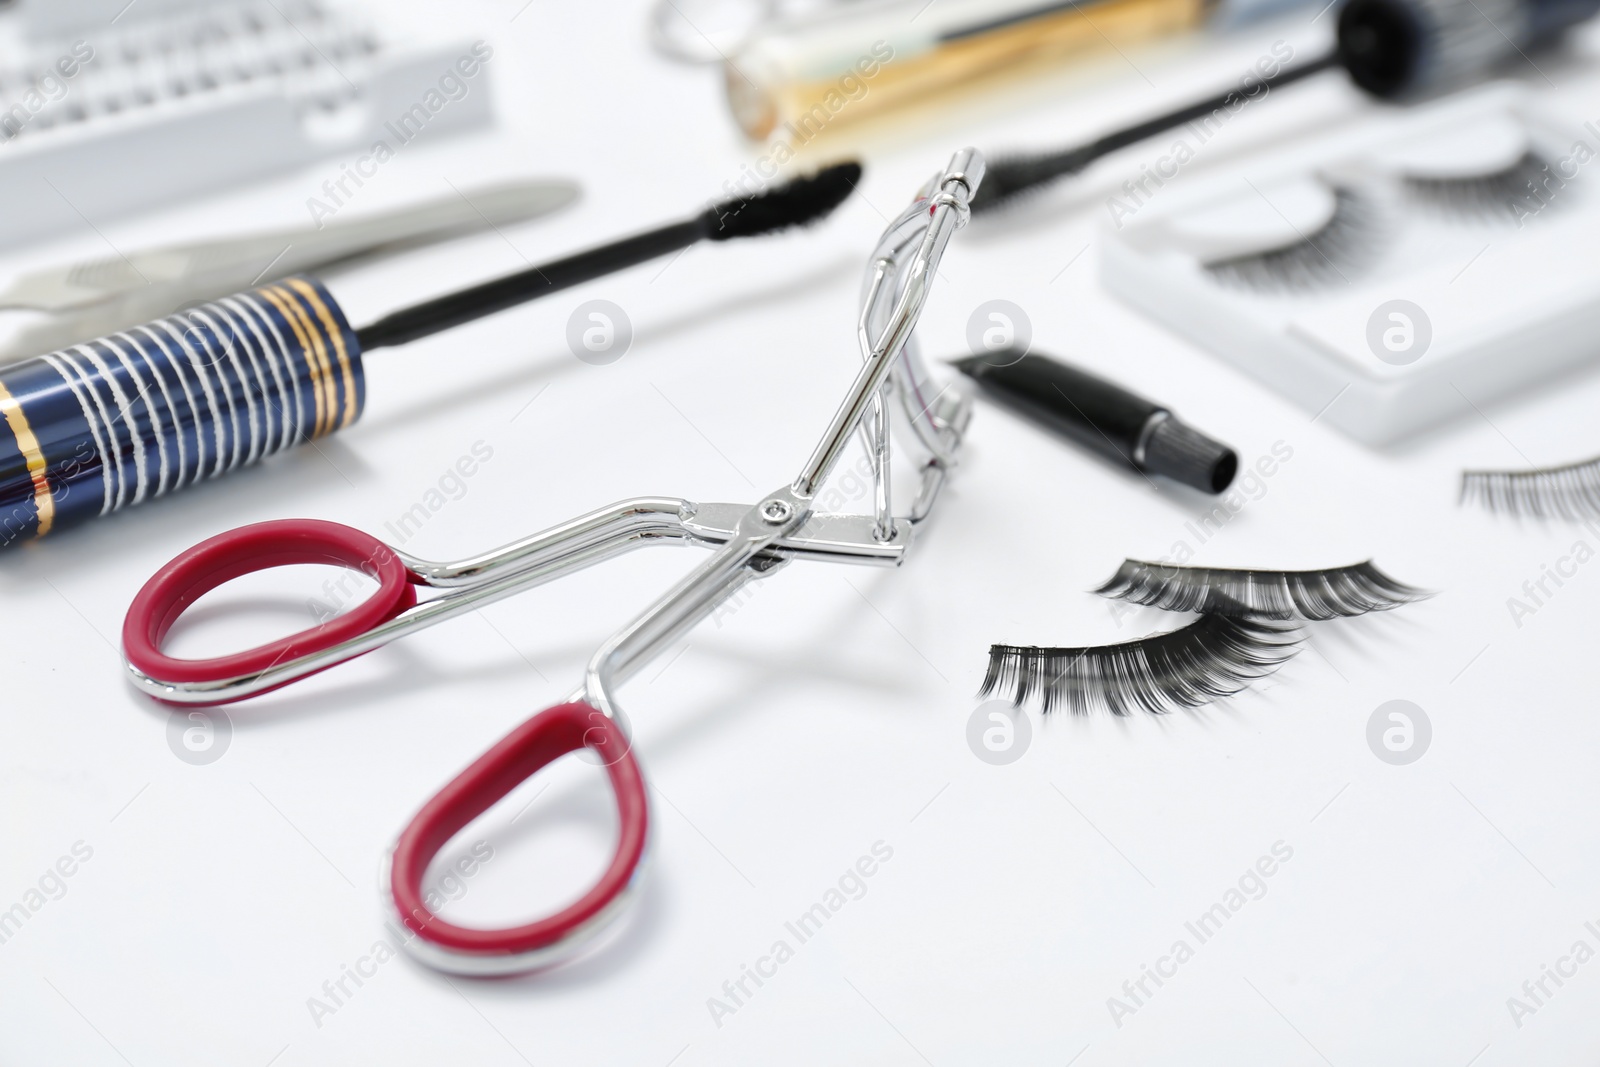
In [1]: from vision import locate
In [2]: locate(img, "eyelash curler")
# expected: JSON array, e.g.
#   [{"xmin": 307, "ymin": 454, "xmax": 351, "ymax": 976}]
[{"xmin": 121, "ymin": 149, "xmax": 984, "ymax": 976}]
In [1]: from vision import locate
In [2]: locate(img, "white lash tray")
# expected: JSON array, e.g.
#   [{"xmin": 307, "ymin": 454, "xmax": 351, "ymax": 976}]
[
  {"xmin": 0, "ymin": 0, "xmax": 492, "ymax": 248},
  {"xmin": 1099, "ymin": 81, "xmax": 1600, "ymax": 445}
]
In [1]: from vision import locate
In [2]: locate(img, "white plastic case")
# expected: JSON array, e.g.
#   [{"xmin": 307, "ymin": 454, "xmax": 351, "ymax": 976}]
[
  {"xmin": 0, "ymin": 0, "xmax": 493, "ymax": 248},
  {"xmin": 1099, "ymin": 81, "xmax": 1600, "ymax": 445}
]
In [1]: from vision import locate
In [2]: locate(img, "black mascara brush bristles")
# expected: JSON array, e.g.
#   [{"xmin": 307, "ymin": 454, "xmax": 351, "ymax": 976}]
[
  {"xmin": 979, "ymin": 615, "xmax": 1301, "ymax": 716},
  {"xmin": 969, "ymin": 146, "xmax": 1097, "ymax": 214},
  {"xmin": 1095, "ymin": 559, "xmax": 1432, "ymax": 621},
  {"xmin": 355, "ymin": 161, "xmax": 863, "ymax": 350},
  {"xmin": 702, "ymin": 161, "xmax": 862, "ymax": 239}
]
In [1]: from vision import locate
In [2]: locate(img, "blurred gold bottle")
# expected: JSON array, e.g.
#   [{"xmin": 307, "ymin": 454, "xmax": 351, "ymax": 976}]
[{"xmin": 727, "ymin": 0, "xmax": 1216, "ymax": 142}]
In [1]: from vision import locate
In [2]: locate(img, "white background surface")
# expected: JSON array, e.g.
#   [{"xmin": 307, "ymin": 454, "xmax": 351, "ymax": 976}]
[{"xmin": 5, "ymin": 1, "xmax": 1600, "ymax": 1064}]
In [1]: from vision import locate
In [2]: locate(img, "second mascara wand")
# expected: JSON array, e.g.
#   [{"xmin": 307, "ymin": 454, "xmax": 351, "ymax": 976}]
[{"xmin": 972, "ymin": 0, "xmax": 1600, "ymax": 212}]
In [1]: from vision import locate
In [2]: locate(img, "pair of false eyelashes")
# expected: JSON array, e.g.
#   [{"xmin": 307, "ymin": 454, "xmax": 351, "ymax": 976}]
[
  {"xmin": 980, "ymin": 559, "xmax": 1430, "ymax": 717},
  {"xmin": 1206, "ymin": 151, "xmax": 1557, "ymax": 292},
  {"xmin": 1189, "ymin": 149, "xmax": 1600, "ymax": 523}
]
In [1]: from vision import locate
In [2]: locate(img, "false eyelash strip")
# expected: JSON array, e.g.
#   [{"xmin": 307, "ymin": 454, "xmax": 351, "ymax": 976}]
[
  {"xmin": 1094, "ymin": 559, "xmax": 1431, "ymax": 621},
  {"xmin": 1404, "ymin": 151, "xmax": 1557, "ymax": 221},
  {"xmin": 978, "ymin": 615, "xmax": 1302, "ymax": 717},
  {"xmin": 1460, "ymin": 454, "xmax": 1600, "ymax": 520},
  {"xmin": 1204, "ymin": 187, "xmax": 1376, "ymax": 293}
]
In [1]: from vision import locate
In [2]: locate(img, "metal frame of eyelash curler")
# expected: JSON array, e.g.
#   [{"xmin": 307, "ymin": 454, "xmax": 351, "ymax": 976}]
[{"xmin": 121, "ymin": 149, "xmax": 983, "ymax": 976}]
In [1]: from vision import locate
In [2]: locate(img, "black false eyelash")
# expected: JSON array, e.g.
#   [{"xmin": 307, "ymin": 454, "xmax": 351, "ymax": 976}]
[
  {"xmin": 1204, "ymin": 187, "xmax": 1376, "ymax": 293},
  {"xmin": 1094, "ymin": 559, "xmax": 1431, "ymax": 621},
  {"xmin": 1404, "ymin": 151, "xmax": 1557, "ymax": 222},
  {"xmin": 978, "ymin": 615, "xmax": 1301, "ymax": 717},
  {"xmin": 1461, "ymin": 454, "xmax": 1600, "ymax": 520}
]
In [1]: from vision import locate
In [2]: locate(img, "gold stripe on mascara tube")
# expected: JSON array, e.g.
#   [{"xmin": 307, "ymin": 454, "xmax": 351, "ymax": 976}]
[
  {"xmin": 0, "ymin": 379, "xmax": 55, "ymax": 537},
  {"xmin": 285, "ymin": 277, "xmax": 359, "ymax": 430},
  {"xmin": 259, "ymin": 284, "xmax": 330, "ymax": 438},
  {"xmin": 273, "ymin": 284, "xmax": 338, "ymax": 438}
]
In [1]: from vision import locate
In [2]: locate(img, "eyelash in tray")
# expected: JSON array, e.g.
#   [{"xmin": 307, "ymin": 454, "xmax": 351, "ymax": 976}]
[
  {"xmin": 1201, "ymin": 147, "xmax": 1561, "ymax": 293},
  {"xmin": 1203, "ymin": 184, "xmax": 1378, "ymax": 293},
  {"xmin": 1403, "ymin": 151, "xmax": 1558, "ymax": 220},
  {"xmin": 1195, "ymin": 115, "xmax": 1571, "ymax": 290},
  {"xmin": 981, "ymin": 561, "xmax": 1429, "ymax": 715}
]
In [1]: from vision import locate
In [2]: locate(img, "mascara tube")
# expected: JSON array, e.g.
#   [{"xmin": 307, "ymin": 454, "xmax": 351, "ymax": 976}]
[
  {"xmin": 0, "ymin": 278, "xmax": 363, "ymax": 547},
  {"xmin": 953, "ymin": 349, "xmax": 1237, "ymax": 493}
]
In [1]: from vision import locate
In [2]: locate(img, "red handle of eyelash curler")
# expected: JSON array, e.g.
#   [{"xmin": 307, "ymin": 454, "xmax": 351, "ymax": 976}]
[
  {"xmin": 388, "ymin": 702, "xmax": 648, "ymax": 971},
  {"xmin": 122, "ymin": 519, "xmax": 418, "ymax": 701}
]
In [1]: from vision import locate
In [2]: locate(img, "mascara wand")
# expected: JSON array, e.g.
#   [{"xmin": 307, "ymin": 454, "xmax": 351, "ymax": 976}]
[
  {"xmin": 358, "ymin": 161, "xmax": 861, "ymax": 349},
  {"xmin": 0, "ymin": 162, "xmax": 862, "ymax": 546},
  {"xmin": 972, "ymin": 0, "xmax": 1600, "ymax": 213}
]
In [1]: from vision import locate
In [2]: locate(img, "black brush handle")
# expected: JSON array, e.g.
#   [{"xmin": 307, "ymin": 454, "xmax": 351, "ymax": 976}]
[
  {"xmin": 973, "ymin": 52, "xmax": 1339, "ymax": 210},
  {"xmin": 1084, "ymin": 52, "xmax": 1338, "ymax": 161},
  {"xmin": 953, "ymin": 349, "xmax": 1237, "ymax": 493},
  {"xmin": 355, "ymin": 215, "xmax": 709, "ymax": 350}
]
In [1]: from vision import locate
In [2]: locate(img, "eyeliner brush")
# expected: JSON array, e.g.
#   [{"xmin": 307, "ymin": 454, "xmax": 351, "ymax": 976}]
[
  {"xmin": 0, "ymin": 162, "xmax": 863, "ymax": 545},
  {"xmin": 972, "ymin": 0, "xmax": 1600, "ymax": 213},
  {"xmin": 952, "ymin": 349, "xmax": 1238, "ymax": 494}
]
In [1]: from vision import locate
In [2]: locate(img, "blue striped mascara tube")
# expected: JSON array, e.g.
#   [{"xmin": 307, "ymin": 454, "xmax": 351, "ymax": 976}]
[
  {"xmin": 0, "ymin": 277, "xmax": 363, "ymax": 547},
  {"xmin": 0, "ymin": 160, "xmax": 864, "ymax": 547}
]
